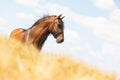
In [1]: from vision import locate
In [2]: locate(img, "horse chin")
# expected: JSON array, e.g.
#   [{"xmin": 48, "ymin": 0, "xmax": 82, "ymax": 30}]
[{"xmin": 56, "ymin": 40, "xmax": 62, "ymax": 43}]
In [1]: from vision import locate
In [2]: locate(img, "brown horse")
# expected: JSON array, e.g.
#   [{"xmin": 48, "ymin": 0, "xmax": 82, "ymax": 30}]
[{"xmin": 10, "ymin": 14, "xmax": 65, "ymax": 50}]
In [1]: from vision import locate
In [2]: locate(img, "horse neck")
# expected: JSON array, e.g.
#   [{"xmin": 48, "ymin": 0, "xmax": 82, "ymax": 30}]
[{"xmin": 31, "ymin": 23, "xmax": 50, "ymax": 49}]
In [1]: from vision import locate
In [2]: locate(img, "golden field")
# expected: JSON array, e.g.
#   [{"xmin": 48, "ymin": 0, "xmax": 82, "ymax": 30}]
[{"xmin": 0, "ymin": 36, "xmax": 118, "ymax": 80}]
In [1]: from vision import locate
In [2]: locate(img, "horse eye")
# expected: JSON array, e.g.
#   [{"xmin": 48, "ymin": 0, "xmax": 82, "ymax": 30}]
[{"xmin": 58, "ymin": 24, "xmax": 62, "ymax": 28}]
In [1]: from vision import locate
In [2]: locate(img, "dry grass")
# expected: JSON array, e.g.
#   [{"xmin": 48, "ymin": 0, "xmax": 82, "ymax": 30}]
[{"xmin": 0, "ymin": 36, "xmax": 117, "ymax": 80}]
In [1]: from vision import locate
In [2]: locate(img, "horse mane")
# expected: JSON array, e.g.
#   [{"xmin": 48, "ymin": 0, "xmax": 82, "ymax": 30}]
[{"xmin": 28, "ymin": 15, "xmax": 56, "ymax": 29}]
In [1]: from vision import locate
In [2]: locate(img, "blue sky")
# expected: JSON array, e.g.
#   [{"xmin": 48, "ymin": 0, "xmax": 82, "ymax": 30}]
[{"xmin": 0, "ymin": 0, "xmax": 120, "ymax": 75}]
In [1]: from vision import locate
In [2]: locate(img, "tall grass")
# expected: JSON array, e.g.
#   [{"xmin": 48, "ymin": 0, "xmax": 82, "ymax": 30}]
[{"xmin": 0, "ymin": 36, "xmax": 117, "ymax": 80}]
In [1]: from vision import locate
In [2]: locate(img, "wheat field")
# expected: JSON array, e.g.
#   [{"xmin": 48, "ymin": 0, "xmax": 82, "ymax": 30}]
[{"xmin": 0, "ymin": 36, "xmax": 118, "ymax": 80}]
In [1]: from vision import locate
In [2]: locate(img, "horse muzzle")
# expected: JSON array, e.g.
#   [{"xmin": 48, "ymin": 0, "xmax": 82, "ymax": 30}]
[{"xmin": 56, "ymin": 37, "xmax": 64, "ymax": 43}]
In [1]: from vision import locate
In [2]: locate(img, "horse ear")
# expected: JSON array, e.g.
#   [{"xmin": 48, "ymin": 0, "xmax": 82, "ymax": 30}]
[
  {"xmin": 61, "ymin": 16, "xmax": 65, "ymax": 19},
  {"xmin": 56, "ymin": 14, "xmax": 62, "ymax": 19}
]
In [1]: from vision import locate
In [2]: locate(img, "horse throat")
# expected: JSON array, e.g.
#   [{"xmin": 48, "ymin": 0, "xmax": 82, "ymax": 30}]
[
  {"xmin": 31, "ymin": 25, "xmax": 50, "ymax": 50},
  {"xmin": 38, "ymin": 30, "xmax": 50, "ymax": 50}
]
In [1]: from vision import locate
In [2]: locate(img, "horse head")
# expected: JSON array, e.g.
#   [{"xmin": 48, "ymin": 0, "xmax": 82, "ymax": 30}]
[{"xmin": 49, "ymin": 14, "xmax": 65, "ymax": 43}]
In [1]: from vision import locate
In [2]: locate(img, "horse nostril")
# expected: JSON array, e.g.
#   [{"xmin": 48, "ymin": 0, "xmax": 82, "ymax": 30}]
[{"xmin": 61, "ymin": 38, "xmax": 64, "ymax": 42}]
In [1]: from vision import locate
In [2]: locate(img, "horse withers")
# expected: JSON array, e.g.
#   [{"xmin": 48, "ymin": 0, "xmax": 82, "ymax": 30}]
[{"xmin": 10, "ymin": 14, "xmax": 65, "ymax": 50}]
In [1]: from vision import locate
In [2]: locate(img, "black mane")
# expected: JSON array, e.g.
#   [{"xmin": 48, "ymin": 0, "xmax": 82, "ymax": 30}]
[{"xmin": 29, "ymin": 15, "xmax": 56, "ymax": 29}]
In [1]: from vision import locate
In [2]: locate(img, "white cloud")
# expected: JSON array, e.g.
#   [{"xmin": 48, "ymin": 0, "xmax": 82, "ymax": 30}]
[
  {"xmin": 16, "ymin": 0, "xmax": 40, "ymax": 8},
  {"xmin": 83, "ymin": 43, "xmax": 103, "ymax": 60},
  {"xmin": 102, "ymin": 43, "xmax": 120, "ymax": 59},
  {"xmin": 101, "ymin": 42, "xmax": 120, "ymax": 73},
  {"xmin": 42, "ymin": 29, "xmax": 81, "ymax": 53},
  {"xmin": 109, "ymin": 9, "xmax": 120, "ymax": 22},
  {"xmin": 92, "ymin": 0, "xmax": 116, "ymax": 10},
  {"xmin": 56, "ymin": 7, "xmax": 120, "ymax": 45},
  {"xmin": 16, "ymin": 12, "xmax": 36, "ymax": 20},
  {"xmin": 35, "ymin": 3, "xmax": 71, "ymax": 16},
  {"xmin": 63, "ymin": 29, "xmax": 82, "ymax": 54},
  {"xmin": 0, "ymin": 17, "xmax": 7, "ymax": 25},
  {"xmin": 0, "ymin": 17, "xmax": 10, "ymax": 35},
  {"xmin": 81, "ymin": 16, "xmax": 120, "ymax": 45},
  {"xmin": 65, "ymin": 29, "xmax": 81, "ymax": 44}
]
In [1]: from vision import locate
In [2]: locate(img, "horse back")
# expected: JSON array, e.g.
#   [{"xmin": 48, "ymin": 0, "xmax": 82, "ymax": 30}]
[{"xmin": 10, "ymin": 28, "xmax": 26, "ymax": 41}]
